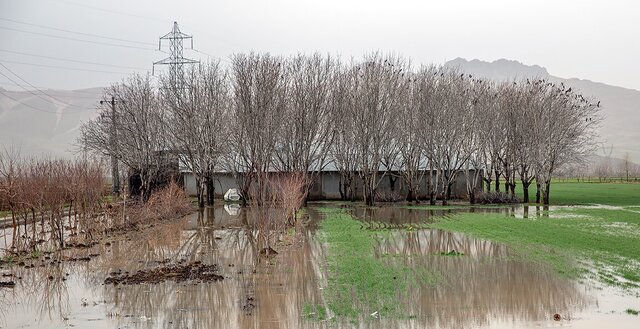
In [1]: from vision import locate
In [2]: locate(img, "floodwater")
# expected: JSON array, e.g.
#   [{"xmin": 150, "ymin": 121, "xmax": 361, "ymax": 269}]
[{"xmin": 0, "ymin": 204, "xmax": 638, "ymax": 328}]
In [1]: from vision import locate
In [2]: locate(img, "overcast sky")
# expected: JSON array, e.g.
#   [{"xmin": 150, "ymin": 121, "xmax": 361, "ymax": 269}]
[{"xmin": 0, "ymin": 0, "xmax": 638, "ymax": 91}]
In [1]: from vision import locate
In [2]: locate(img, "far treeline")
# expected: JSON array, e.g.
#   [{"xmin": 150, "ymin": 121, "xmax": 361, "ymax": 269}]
[{"xmin": 78, "ymin": 52, "xmax": 600, "ymax": 206}]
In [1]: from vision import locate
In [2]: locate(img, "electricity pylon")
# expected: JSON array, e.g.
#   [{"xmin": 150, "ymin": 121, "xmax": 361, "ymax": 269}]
[{"xmin": 153, "ymin": 21, "xmax": 199, "ymax": 90}]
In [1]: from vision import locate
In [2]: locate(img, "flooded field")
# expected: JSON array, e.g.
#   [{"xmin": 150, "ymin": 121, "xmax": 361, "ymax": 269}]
[{"xmin": 0, "ymin": 203, "xmax": 638, "ymax": 328}]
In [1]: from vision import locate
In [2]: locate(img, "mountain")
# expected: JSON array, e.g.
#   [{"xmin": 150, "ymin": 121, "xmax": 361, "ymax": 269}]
[
  {"xmin": 444, "ymin": 58, "xmax": 640, "ymax": 161},
  {"xmin": 0, "ymin": 87, "xmax": 102, "ymax": 158}
]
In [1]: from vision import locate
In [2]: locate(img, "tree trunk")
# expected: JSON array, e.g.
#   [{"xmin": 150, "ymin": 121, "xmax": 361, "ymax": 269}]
[
  {"xmin": 441, "ymin": 184, "xmax": 449, "ymax": 206},
  {"xmin": 197, "ymin": 178, "xmax": 205, "ymax": 208},
  {"xmin": 483, "ymin": 178, "xmax": 492, "ymax": 192},
  {"xmin": 389, "ymin": 174, "xmax": 396, "ymax": 192},
  {"xmin": 406, "ymin": 188, "xmax": 414, "ymax": 202},
  {"xmin": 494, "ymin": 170, "xmax": 501, "ymax": 192},
  {"xmin": 365, "ymin": 187, "xmax": 375, "ymax": 206},
  {"xmin": 522, "ymin": 181, "xmax": 530, "ymax": 203},
  {"xmin": 206, "ymin": 177, "xmax": 214, "ymax": 206},
  {"xmin": 542, "ymin": 180, "xmax": 551, "ymax": 205}
]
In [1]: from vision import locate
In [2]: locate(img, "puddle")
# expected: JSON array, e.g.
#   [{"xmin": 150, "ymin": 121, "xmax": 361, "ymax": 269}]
[
  {"xmin": 350, "ymin": 205, "xmax": 513, "ymax": 228},
  {"xmin": 0, "ymin": 204, "xmax": 638, "ymax": 328}
]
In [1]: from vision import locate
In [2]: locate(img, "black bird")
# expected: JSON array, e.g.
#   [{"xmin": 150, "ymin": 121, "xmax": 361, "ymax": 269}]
[
  {"xmin": 566, "ymin": 87, "xmax": 572, "ymax": 93},
  {"xmin": 597, "ymin": 101, "xmax": 601, "ymax": 107}
]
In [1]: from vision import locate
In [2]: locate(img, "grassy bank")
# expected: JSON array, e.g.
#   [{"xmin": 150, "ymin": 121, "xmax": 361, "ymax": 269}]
[{"xmin": 315, "ymin": 207, "xmax": 439, "ymax": 320}]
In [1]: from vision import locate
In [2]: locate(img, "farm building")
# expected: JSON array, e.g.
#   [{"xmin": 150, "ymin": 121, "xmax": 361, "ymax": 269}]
[{"xmin": 181, "ymin": 168, "xmax": 482, "ymax": 201}]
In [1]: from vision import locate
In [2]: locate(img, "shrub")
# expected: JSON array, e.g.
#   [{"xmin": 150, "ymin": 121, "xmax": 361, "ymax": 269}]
[{"xmin": 476, "ymin": 191, "xmax": 520, "ymax": 204}]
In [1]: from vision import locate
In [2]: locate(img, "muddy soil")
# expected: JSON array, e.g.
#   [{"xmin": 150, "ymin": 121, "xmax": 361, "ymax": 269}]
[{"xmin": 104, "ymin": 261, "xmax": 224, "ymax": 285}]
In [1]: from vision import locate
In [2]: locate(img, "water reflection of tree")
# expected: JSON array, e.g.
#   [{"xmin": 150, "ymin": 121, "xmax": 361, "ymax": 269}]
[
  {"xmin": 94, "ymin": 207, "xmax": 327, "ymax": 329},
  {"xmin": 372, "ymin": 229, "xmax": 589, "ymax": 328},
  {"xmin": 0, "ymin": 262, "xmax": 72, "ymax": 326}
]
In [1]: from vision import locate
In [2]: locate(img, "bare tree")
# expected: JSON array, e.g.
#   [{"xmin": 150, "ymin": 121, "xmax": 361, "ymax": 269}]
[
  {"xmin": 430, "ymin": 70, "xmax": 477, "ymax": 205},
  {"xmin": 273, "ymin": 53, "xmax": 337, "ymax": 203},
  {"xmin": 532, "ymin": 80, "xmax": 600, "ymax": 204},
  {"xmin": 464, "ymin": 77, "xmax": 494, "ymax": 204},
  {"xmin": 227, "ymin": 52, "xmax": 287, "ymax": 205},
  {"xmin": 415, "ymin": 68, "xmax": 446, "ymax": 204},
  {"xmin": 330, "ymin": 66, "xmax": 359, "ymax": 201},
  {"xmin": 79, "ymin": 74, "xmax": 168, "ymax": 202},
  {"xmin": 403, "ymin": 66, "xmax": 439, "ymax": 202},
  {"xmin": 349, "ymin": 53, "xmax": 408, "ymax": 205},
  {"xmin": 161, "ymin": 61, "xmax": 230, "ymax": 207},
  {"xmin": 621, "ymin": 152, "xmax": 631, "ymax": 182}
]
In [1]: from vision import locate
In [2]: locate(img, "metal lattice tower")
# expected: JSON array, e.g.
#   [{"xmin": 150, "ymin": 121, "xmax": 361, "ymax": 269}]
[{"xmin": 153, "ymin": 21, "xmax": 199, "ymax": 89}]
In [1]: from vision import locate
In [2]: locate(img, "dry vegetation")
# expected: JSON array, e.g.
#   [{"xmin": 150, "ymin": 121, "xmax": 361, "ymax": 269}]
[
  {"xmin": 0, "ymin": 150, "xmax": 192, "ymax": 257},
  {"xmin": 247, "ymin": 172, "xmax": 307, "ymax": 252}
]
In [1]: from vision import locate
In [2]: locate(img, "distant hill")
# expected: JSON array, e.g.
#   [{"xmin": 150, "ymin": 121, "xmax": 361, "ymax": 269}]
[
  {"xmin": 444, "ymin": 58, "xmax": 640, "ymax": 161},
  {"xmin": 0, "ymin": 87, "xmax": 102, "ymax": 158}
]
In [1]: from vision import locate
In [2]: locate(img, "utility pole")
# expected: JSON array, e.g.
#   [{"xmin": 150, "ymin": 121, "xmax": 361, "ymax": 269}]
[
  {"xmin": 153, "ymin": 21, "xmax": 199, "ymax": 91},
  {"xmin": 100, "ymin": 96, "xmax": 121, "ymax": 197}
]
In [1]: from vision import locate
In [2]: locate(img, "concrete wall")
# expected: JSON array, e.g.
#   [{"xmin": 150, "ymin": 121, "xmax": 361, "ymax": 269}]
[
  {"xmin": 183, "ymin": 170, "xmax": 482, "ymax": 201},
  {"xmin": 183, "ymin": 173, "xmax": 238, "ymax": 197}
]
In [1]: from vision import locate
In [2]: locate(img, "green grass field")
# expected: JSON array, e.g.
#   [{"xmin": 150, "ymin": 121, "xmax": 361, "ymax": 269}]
[
  {"xmin": 311, "ymin": 182, "xmax": 640, "ymax": 321},
  {"xmin": 519, "ymin": 181, "xmax": 640, "ymax": 206}
]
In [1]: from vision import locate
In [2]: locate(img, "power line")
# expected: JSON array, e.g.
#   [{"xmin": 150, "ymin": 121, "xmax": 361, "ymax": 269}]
[
  {"xmin": 0, "ymin": 89, "xmax": 58, "ymax": 115},
  {"xmin": 191, "ymin": 48, "xmax": 231, "ymax": 64},
  {"xmin": 0, "ymin": 82, "xmax": 103, "ymax": 98},
  {"xmin": 0, "ymin": 62, "xmax": 92, "ymax": 111},
  {"xmin": 0, "ymin": 25, "xmax": 157, "ymax": 51},
  {"xmin": 42, "ymin": 2, "xmax": 240, "ymax": 60},
  {"xmin": 0, "ymin": 82, "xmax": 106, "ymax": 96},
  {"xmin": 50, "ymin": 0, "xmax": 170, "ymax": 23},
  {"xmin": 0, "ymin": 48, "xmax": 148, "ymax": 70},
  {"xmin": 0, "ymin": 59, "xmax": 143, "ymax": 75},
  {"xmin": 0, "ymin": 89, "xmax": 100, "ymax": 115},
  {"xmin": 0, "ymin": 17, "xmax": 156, "ymax": 46}
]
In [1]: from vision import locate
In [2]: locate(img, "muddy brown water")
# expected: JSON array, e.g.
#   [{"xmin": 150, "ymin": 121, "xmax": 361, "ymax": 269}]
[{"xmin": 0, "ymin": 204, "xmax": 638, "ymax": 328}]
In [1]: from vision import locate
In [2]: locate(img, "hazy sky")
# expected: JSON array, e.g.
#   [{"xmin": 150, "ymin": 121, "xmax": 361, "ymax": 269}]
[{"xmin": 0, "ymin": 0, "xmax": 638, "ymax": 91}]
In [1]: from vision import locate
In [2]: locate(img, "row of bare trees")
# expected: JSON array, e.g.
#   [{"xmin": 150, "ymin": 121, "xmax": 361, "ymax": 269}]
[
  {"xmin": 0, "ymin": 149, "xmax": 195, "ymax": 256},
  {"xmin": 78, "ymin": 52, "xmax": 600, "ymax": 207},
  {"xmin": 0, "ymin": 150, "xmax": 105, "ymax": 253}
]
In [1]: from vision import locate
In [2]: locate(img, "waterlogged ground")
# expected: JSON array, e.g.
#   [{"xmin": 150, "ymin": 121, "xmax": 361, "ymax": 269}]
[{"xmin": 0, "ymin": 203, "xmax": 638, "ymax": 328}]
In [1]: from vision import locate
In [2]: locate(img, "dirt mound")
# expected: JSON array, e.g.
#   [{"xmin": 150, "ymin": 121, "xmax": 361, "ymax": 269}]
[
  {"xmin": 104, "ymin": 261, "xmax": 223, "ymax": 285},
  {"xmin": 0, "ymin": 281, "xmax": 15, "ymax": 288}
]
